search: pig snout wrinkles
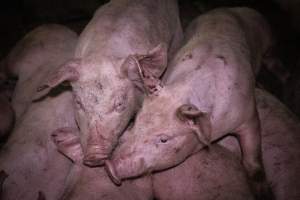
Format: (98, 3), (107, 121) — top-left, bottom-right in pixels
(83, 122), (113, 166)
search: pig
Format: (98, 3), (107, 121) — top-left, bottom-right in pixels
(220, 88), (300, 200)
(104, 7), (273, 199)
(52, 132), (154, 200)
(0, 26), (78, 200)
(152, 145), (254, 200)
(59, 149), (254, 200)
(53, 130), (253, 200)
(37, 0), (183, 167)
(0, 91), (77, 200)
(4, 24), (78, 119)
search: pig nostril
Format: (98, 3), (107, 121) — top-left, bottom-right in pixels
(160, 138), (168, 143)
(159, 134), (169, 143)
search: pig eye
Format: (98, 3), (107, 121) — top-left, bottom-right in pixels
(114, 93), (127, 112)
(74, 96), (85, 111)
(114, 100), (125, 112)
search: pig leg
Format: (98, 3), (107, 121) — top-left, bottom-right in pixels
(236, 114), (273, 199)
(51, 127), (83, 163)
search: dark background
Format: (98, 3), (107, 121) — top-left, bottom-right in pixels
(1, 0), (300, 115)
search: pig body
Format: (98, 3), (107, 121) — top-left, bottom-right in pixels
(220, 88), (300, 200)
(60, 163), (154, 200)
(106, 7), (273, 198)
(0, 91), (76, 200)
(256, 89), (300, 200)
(153, 145), (254, 200)
(39, 0), (183, 166)
(0, 26), (78, 200)
(57, 144), (254, 200)
(5, 24), (78, 119)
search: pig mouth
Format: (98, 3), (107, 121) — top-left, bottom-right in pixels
(83, 152), (108, 167)
(105, 160), (122, 185)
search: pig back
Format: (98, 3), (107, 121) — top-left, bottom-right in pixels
(63, 166), (153, 200)
(0, 25), (78, 200)
(6, 24), (77, 79)
(219, 88), (300, 200)
(0, 88), (77, 200)
(10, 24), (78, 120)
(153, 145), (254, 200)
(256, 88), (300, 200)
(228, 7), (273, 74)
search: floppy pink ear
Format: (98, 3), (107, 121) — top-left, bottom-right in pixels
(121, 43), (168, 95)
(177, 104), (211, 146)
(37, 59), (80, 92)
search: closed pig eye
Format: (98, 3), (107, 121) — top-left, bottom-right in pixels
(113, 92), (128, 112)
(113, 97), (126, 112)
(158, 134), (170, 144)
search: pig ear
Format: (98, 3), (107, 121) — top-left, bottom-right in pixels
(37, 59), (80, 93)
(51, 127), (83, 163)
(177, 104), (211, 146)
(121, 43), (168, 95)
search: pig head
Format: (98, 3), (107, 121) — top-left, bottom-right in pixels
(105, 84), (212, 185)
(38, 44), (169, 166)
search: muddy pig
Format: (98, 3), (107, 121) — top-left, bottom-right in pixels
(0, 25), (78, 200)
(3, 24), (78, 119)
(105, 7), (273, 199)
(38, 0), (183, 167)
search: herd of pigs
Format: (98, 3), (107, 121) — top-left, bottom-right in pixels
(0, 0), (299, 200)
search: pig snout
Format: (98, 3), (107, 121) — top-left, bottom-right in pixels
(105, 160), (122, 186)
(105, 155), (148, 186)
(83, 123), (115, 167)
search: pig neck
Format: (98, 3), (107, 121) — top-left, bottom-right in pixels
(163, 40), (255, 140)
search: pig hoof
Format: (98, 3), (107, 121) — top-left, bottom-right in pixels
(83, 154), (107, 167)
(105, 160), (122, 186)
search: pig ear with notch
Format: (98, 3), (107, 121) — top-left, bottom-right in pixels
(36, 59), (81, 93)
(177, 104), (211, 146)
(121, 43), (168, 95)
